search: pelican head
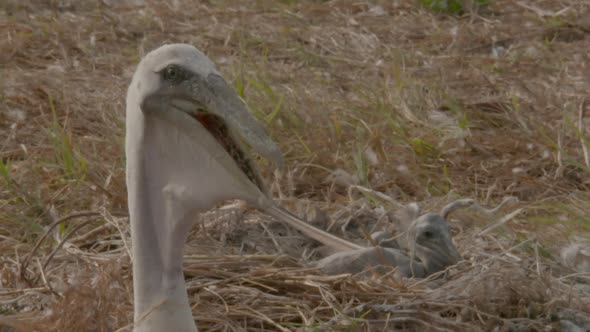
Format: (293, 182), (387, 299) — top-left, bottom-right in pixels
(126, 44), (284, 205)
(129, 44), (283, 167)
(408, 213), (462, 274)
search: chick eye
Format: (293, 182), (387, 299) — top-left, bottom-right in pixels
(163, 65), (181, 82)
(423, 231), (434, 239)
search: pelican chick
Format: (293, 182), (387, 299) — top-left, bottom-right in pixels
(317, 212), (462, 278)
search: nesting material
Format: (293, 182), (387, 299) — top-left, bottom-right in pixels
(561, 238), (590, 272)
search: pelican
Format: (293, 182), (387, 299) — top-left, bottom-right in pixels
(126, 44), (361, 331)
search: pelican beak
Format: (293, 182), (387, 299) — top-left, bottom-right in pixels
(193, 73), (285, 169)
(422, 236), (462, 266)
(441, 238), (462, 264)
(142, 68), (284, 172)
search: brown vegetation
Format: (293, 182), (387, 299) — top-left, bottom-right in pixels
(1, 0), (589, 331)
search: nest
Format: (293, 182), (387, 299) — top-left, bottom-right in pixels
(1, 197), (588, 331)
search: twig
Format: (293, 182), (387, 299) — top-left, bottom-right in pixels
(534, 241), (541, 277)
(408, 260), (469, 288)
(477, 208), (524, 236)
(102, 209), (133, 260)
(20, 211), (101, 283)
(441, 197), (518, 219)
(36, 258), (61, 298)
(69, 223), (112, 244)
(41, 218), (96, 272)
(470, 197), (519, 217)
(515, 1), (571, 18)
(440, 199), (474, 219)
(558, 271), (590, 281)
(0, 287), (47, 296)
(555, 129), (565, 179)
(578, 99), (589, 168)
(484, 181), (497, 204)
(348, 185), (404, 208)
(486, 235), (522, 262)
(260, 221), (284, 255)
(0, 293), (34, 305)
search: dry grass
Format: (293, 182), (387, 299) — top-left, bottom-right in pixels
(1, 0), (589, 331)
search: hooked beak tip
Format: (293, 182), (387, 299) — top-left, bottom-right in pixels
(204, 74), (285, 166)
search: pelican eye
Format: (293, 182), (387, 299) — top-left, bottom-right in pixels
(163, 65), (182, 82)
(422, 230), (434, 239)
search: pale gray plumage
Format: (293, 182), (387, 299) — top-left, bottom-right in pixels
(126, 44), (361, 332)
(369, 230), (400, 249)
(317, 246), (427, 277)
(319, 209), (462, 278)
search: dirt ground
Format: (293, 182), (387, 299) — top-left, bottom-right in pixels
(0, 0), (589, 331)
